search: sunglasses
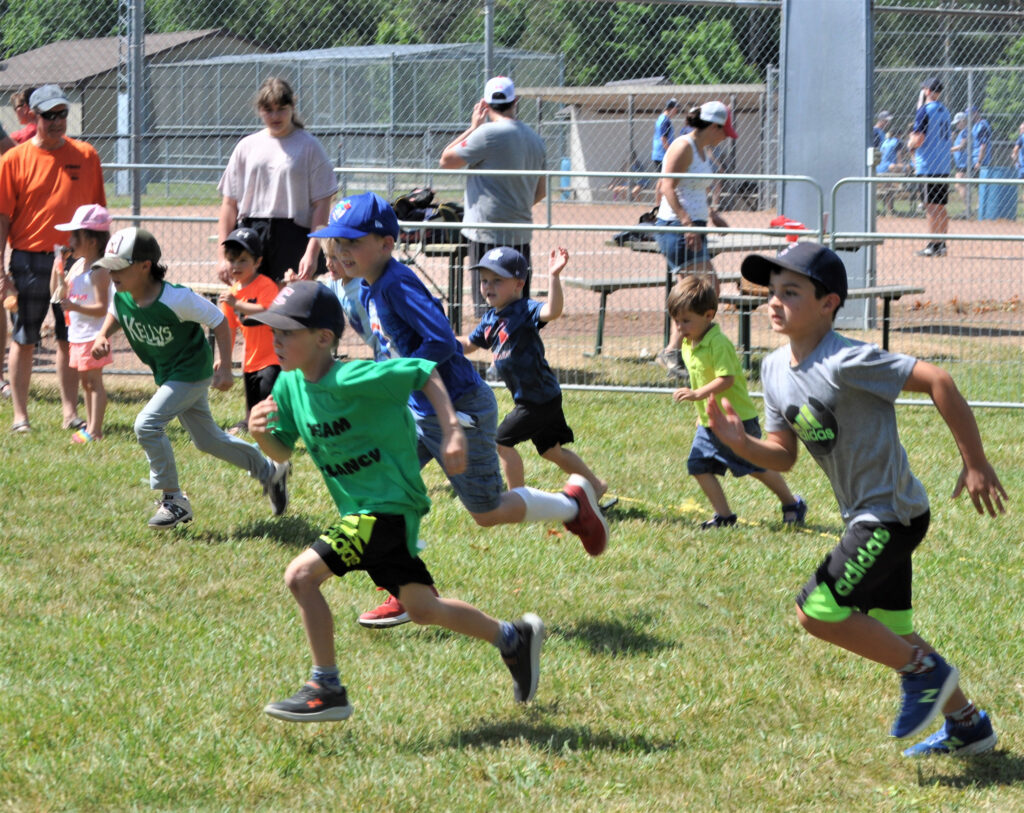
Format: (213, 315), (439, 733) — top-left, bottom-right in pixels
(40, 109), (69, 121)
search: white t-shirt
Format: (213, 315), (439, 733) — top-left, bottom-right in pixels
(657, 133), (713, 223)
(65, 258), (110, 344)
(218, 128), (337, 227)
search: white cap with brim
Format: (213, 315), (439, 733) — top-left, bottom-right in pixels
(30, 84), (70, 113)
(93, 227), (162, 271)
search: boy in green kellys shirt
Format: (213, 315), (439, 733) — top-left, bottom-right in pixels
(91, 227), (290, 529)
(246, 281), (544, 722)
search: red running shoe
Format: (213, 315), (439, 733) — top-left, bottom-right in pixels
(358, 593), (410, 628)
(562, 474), (609, 556)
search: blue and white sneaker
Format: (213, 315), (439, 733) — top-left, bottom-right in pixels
(903, 710), (997, 757)
(891, 653), (959, 739)
(782, 496), (808, 525)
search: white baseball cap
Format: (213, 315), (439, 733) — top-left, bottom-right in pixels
(699, 101), (738, 139)
(484, 76), (516, 104)
(29, 84), (70, 113)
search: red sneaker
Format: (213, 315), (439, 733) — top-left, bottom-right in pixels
(562, 474), (609, 556)
(358, 593), (410, 628)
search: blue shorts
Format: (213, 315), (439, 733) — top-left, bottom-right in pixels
(415, 381), (505, 514)
(687, 420), (765, 478)
(654, 218), (710, 272)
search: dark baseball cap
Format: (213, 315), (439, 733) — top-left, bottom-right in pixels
(469, 246), (529, 280)
(741, 242), (848, 305)
(921, 76), (943, 93)
(222, 227), (263, 258)
(243, 281), (345, 335)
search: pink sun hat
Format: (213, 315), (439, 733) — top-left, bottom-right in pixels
(55, 204), (113, 232)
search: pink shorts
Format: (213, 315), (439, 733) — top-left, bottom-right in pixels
(69, 341), (113, 372)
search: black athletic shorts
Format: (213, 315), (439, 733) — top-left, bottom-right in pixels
(311, 513), (433, 597)
(9, 250), (68, 344)
(243, 365), (280, 412)
(495, 396), (574, 455)
(797, 511), (930, 634)
(920, 176), (950, 206)
(240, 217), (327, 284)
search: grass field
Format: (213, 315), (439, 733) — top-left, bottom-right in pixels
(2, 378), (1022, 811)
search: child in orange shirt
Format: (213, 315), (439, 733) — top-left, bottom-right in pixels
(217, 227), (281, 435)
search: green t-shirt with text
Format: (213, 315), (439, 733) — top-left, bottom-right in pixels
(270, 357), (435, 555)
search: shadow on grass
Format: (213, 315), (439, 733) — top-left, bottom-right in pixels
(184, 515), (322, 548)
(445, 719), (675, 754)
(915, 750), (1024, 788)
(553, 612), (676, 656)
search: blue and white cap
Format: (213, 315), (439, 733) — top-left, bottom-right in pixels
(309, 192), (399, 240)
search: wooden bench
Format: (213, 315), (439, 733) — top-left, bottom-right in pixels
(720, 284), (925, 368)
(564, 271), (742, 356)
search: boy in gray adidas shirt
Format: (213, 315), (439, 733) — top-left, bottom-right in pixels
(707, 242), (1006, 758)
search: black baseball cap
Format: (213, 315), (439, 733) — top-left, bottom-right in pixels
(741, 242), (848, 305)
(922, 76), (943, 93)
(469, 246), (529, 280)
(222, 227), (263, 259)
(243, 281), (345, 335)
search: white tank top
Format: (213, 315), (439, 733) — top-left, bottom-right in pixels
(657, 133), (713, 223)
(65, 259), (109, 344)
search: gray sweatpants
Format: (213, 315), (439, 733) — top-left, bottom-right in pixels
(135, 377), (271, 492)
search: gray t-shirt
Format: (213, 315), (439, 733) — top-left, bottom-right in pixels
(454, 117), (546, 244)
(762, 331), (929, 526)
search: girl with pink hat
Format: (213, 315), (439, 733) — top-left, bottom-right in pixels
(51, 203), (113, 442)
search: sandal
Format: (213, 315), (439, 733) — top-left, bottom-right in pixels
(0, 380), (10, 399)
(11, 420), (31, 433)
(63, 417), (87, 431)
(71, 429), (97, 443)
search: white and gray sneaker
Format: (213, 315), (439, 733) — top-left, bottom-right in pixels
(148, 495), (193, 530)
(264, 460), (291, 516)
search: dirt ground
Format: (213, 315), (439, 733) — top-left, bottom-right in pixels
(79, 199), (1024, 380)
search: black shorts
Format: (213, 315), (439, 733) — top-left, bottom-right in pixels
(311, 513), (433, 596)
(920, 176), (950, 206)
(797, 512), (930, 632)
(9, 250), (68, 344)
(240, 217), (327, 284)
(495, 396), (574, 455)
(243, 365), (280, 411)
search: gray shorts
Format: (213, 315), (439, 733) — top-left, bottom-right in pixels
(415, 381), (505, 514)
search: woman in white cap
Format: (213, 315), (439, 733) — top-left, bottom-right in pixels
(652, 101), (737, 380)
(216, 77), (336, 286)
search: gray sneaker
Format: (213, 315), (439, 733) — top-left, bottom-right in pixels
(264, 460), (291, 516)
(501, 614), (545, 703)
(655, 349), (689, 383)
(148, 496), (193, 530)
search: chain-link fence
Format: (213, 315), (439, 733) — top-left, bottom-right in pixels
(1, 1), (1022, 404)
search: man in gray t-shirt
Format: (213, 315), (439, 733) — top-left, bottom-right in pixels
(440, 76), (546, 317)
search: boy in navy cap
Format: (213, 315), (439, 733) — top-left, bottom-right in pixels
(459, 245), (606, 500)
(309, 193), (609, 628)
(707, 241), (1006, 757)
(246, 281), (544, 720)
(217, 227), (281, 435)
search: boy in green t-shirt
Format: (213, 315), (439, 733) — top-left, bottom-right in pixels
(246, 281), (544, 722)
(667, 274), (805, 528)
(91, 228), (290, 529)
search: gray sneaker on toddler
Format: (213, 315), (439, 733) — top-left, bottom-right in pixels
(148, 495), (193, 530)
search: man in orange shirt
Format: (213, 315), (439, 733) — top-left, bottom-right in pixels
(0, 84), (106, 432)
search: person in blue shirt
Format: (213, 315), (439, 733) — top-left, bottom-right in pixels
(1013, 121), (1024, 179)
(878, 130), (906, 174)
(873, 111), (892, 151)
(308, 193), (610, 628)
(650, 98), (677, 207)
(949, 112), (969, 211)
(459, 245), (606, 501)
(909, 77), (952, 257)
(968, 107), (993, 172)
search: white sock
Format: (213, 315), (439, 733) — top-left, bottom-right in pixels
(512, 487), (577, 523)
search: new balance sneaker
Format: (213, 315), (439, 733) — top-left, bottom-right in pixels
(501, 614), (545, 703)
(358, 593), (411, 628)
(655, 348), (689, 383)
(264, 680), (353, 723)
(148, 496), (193, 530)
(563, 474), (609, 556)
(700, 513), (737, 529)
(263, 460), (291, 516)
(782, 496), (808, 525)
(891, 653), (959, 739)
(902, 710), (997, 757)
(916, 242), (947, 257)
